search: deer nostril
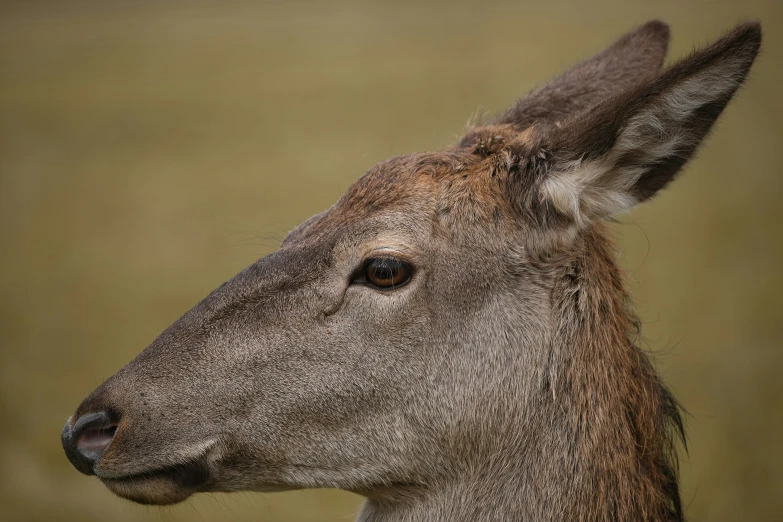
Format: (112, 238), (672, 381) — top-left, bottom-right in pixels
(77, 424), (117, 453)
(62, 410), (119, 475)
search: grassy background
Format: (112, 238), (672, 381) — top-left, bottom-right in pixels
(1, 1), (781, 520)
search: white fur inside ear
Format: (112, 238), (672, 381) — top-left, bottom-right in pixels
(540, 56), (744, 225)
(541, 156), (641, 226)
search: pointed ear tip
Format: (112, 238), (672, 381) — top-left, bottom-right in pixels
(641, 19), (671, 41)
(720, 21), (763, 70)
(624, 20), (670, 58)
(727, 20), (762, 52)
(625, 20), (670, 50)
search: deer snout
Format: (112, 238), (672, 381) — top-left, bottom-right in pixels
(61, 410), (118, 475)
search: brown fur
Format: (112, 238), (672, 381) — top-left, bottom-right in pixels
(544, 227), (683, 521)
(62, 20), (761, 521)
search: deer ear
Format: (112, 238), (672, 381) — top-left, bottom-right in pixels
(496, 20), (670, 130)
(535, 21), (761, 226)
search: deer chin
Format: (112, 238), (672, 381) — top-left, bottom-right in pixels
(97, 457), (211, 505)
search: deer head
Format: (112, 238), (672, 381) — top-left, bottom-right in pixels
(62, 21), (760, 522)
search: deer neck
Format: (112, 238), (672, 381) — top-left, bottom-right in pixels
(530, 226), (684, 521)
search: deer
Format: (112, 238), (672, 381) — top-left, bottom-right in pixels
(61, 20), (761, 522)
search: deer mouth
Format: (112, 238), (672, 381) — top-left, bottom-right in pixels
(97, 457), (211, 505)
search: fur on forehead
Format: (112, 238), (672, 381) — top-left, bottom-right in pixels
(285, 144), (539, 250)
(336, 132), (547, 238)
(334, 149), (520, 216)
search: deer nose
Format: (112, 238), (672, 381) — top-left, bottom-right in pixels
(61, 411), (119, 475)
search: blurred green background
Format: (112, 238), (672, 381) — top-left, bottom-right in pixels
(1, 1), (781, 520)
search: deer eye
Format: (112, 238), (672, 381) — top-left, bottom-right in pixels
(354, 257), (412, 290)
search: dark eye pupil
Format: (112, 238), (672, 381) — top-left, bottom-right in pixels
(372, 262), (396, 280)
